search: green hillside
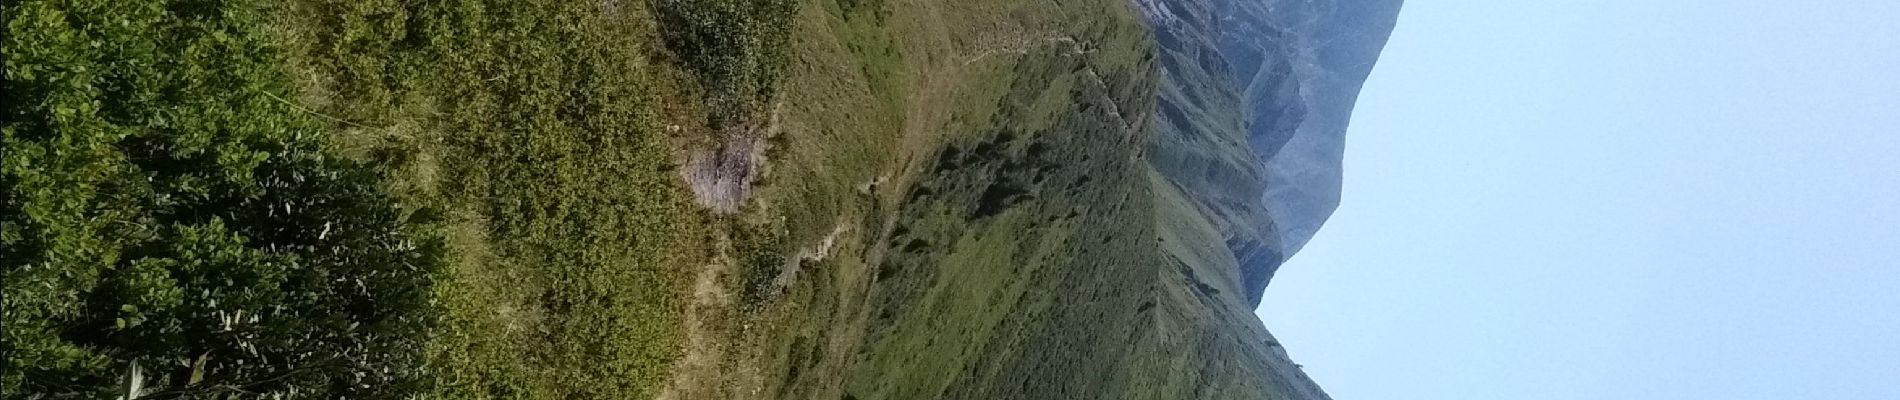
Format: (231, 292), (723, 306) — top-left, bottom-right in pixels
(3, 0), (1349, 398)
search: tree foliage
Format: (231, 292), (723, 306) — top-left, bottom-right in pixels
(1, 0), (442, 397)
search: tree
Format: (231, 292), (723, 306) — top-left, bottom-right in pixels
(2, 0), (442, 397)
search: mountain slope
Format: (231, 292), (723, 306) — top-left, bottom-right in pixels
(1141, 0), (1403, 305)
(664, 0), (1402, 398)
(660, 0), (1402, 398)
(3, 0), (1399, 397)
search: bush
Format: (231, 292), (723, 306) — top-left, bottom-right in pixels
(652, 0), (799, 126)
(1, 0), (442, 397)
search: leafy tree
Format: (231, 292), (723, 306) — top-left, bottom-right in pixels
(2, 0), (442, 397)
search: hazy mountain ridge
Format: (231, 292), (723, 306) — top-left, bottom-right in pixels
(1124, 1), (1401, 398)
(1140, 0), (1402, 304)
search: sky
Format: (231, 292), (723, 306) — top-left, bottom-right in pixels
(1257, 1), (1900, 399)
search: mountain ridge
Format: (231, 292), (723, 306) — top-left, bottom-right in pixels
(1141, 0), (1403, 305)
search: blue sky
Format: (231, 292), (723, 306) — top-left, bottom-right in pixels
(1257, 1), (1900, 399)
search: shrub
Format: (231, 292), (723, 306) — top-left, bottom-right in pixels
(652, 0), (799, 126)
(1, 0), (442, 397)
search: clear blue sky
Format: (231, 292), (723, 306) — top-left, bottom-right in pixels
(1257, 1), (1900, 399)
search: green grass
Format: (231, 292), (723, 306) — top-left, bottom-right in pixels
(678, 0), (1231, 398)
(694, 0), (1331, 398)
(840, 36), (1167, 398)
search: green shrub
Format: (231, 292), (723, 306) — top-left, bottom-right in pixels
(652, 0), (798, 125)
(732, 219), (790, 306)
(1, 0), (442, 397)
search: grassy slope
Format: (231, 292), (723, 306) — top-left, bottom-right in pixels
(1112, 172), (1329, 400)
(263, 0), (1339, 396)
(1129, 0), (1336, 397)
(845, 37), (1155, 399)
(688, 0), (1337, 398)
(5, 0), (1336, 396)
(667, 0), (1169, 397)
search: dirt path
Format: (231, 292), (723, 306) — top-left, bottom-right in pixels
(771, 221), (851, 291)
(654, 231), (742, 400)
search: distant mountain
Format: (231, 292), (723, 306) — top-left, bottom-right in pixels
(1140, 0), (1403, 305)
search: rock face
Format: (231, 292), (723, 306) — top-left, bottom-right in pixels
(1140, 0), (1403, 305)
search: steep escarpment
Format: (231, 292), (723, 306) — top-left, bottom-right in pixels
(1141, 0), (1402, 304)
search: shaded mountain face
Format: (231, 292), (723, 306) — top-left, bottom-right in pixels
(1140, 0), (1402, 305)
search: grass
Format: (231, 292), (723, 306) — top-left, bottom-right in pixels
(1142, 0), (1292, 306)
(667, 0), (1257, 398)
(844, 58), (1159, 396)
(691, 0), (1332, 398)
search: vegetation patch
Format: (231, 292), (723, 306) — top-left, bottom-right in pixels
(5, 0), (797, 397)
(654, 0), (798, 126)
(272, 0), (768, 396)
(3, 0), (440, 397)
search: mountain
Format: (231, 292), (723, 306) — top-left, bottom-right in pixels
(3, 0), (1397, 398)
(657, 0), (1404, 397)
(1141, 0), (1404, 305)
